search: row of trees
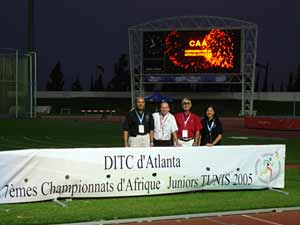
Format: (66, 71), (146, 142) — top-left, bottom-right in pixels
(287, 67), (300, 91)
(46, 54), (130, 91)
(255, 63), (300, 92)
(46, 55), (300, 92)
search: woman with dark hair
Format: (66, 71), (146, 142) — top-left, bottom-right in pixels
(200, 106), (223, 146)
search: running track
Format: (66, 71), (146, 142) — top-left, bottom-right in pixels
(57, 208), (300, 225)
(123, 211), (300, 225)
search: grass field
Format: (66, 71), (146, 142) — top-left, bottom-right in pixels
(0, 119), (299, 225)
(1, 119), (299, 163)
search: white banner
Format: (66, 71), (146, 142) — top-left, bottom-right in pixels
(0, 145), (285, 204)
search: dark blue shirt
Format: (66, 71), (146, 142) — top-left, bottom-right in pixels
(200, 118), (223, 145)
(123, 110), (154, 137)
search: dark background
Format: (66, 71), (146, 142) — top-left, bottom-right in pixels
(0, 0), (299, 90)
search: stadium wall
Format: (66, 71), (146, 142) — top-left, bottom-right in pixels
(37, 92), (300, 102)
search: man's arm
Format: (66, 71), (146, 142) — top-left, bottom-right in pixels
(193, 130), (200, 146)
(149, 113), (155, 146)
(123, 114), (130, 147)
(149, 130), (154, 146)
(124, 131), (129, 147)
(171, 116), (179, 146)
(195, 115), (203, 146)
(198, 134), (202, 146)
(172, 131), (179, 146)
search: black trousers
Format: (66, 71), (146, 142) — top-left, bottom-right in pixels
(154, 139), (173, 146)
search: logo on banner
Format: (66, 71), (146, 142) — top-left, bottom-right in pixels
(255, 152), (281, 184)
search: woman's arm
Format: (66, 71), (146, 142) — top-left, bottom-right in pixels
(212, 134), (222, 145)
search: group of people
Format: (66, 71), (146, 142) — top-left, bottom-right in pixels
(123, 96), (223, 147)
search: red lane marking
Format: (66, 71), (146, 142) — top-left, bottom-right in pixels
(118, 211), (300, 225)
(204, 217), (232, 225)
(214, 215), (268, 225)
(286, 164), (300, 169)
(242, 215), (282, 225)
(255, 211), (300, 225)
(123, 218), (225, 225)
(221, 117), (300, 139)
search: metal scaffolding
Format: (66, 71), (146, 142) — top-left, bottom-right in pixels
(128, 16), (258, 116)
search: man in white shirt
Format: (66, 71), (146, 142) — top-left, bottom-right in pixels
(152, 102), (179, 146)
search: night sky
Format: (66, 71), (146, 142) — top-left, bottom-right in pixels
(0, 0), (299, 90)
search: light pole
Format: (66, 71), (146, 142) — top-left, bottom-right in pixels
(27, 0), (34, 51)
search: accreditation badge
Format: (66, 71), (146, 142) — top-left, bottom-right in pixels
(138, 125), (145, 133)
(182, 129), (188, 138)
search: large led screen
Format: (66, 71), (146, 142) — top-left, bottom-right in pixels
(143, 29), (241, 74)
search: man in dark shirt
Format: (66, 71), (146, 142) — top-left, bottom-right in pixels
(123, 96), (154, 147)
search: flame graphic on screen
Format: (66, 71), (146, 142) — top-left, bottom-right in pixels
(164, 29), (235, 71)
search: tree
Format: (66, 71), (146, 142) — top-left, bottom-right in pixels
(261, 63), (269, 92)
(71, 75), (83, 91)
(94, 64), (104, 91)
(287, 72), (294, 91)
(280, 80), (285, 92)
(107, 54), (130, 91)
(89, 74), (94, 91)
(46, 61), (64, 91)
(293, 65), (300, 91)
(271, 83), (275, 92)
(256, 61), (269, 92)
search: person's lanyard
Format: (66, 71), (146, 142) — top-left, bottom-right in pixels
(160, 113), (169, 136)
(182, 112), (191, 128)
(207, 120), (215, 133)
(135, 110), (144, 124)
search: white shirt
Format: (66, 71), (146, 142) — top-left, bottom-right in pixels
(152, 112), (178, 140)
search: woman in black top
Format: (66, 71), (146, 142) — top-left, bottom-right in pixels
(200, 106), (223, 146)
